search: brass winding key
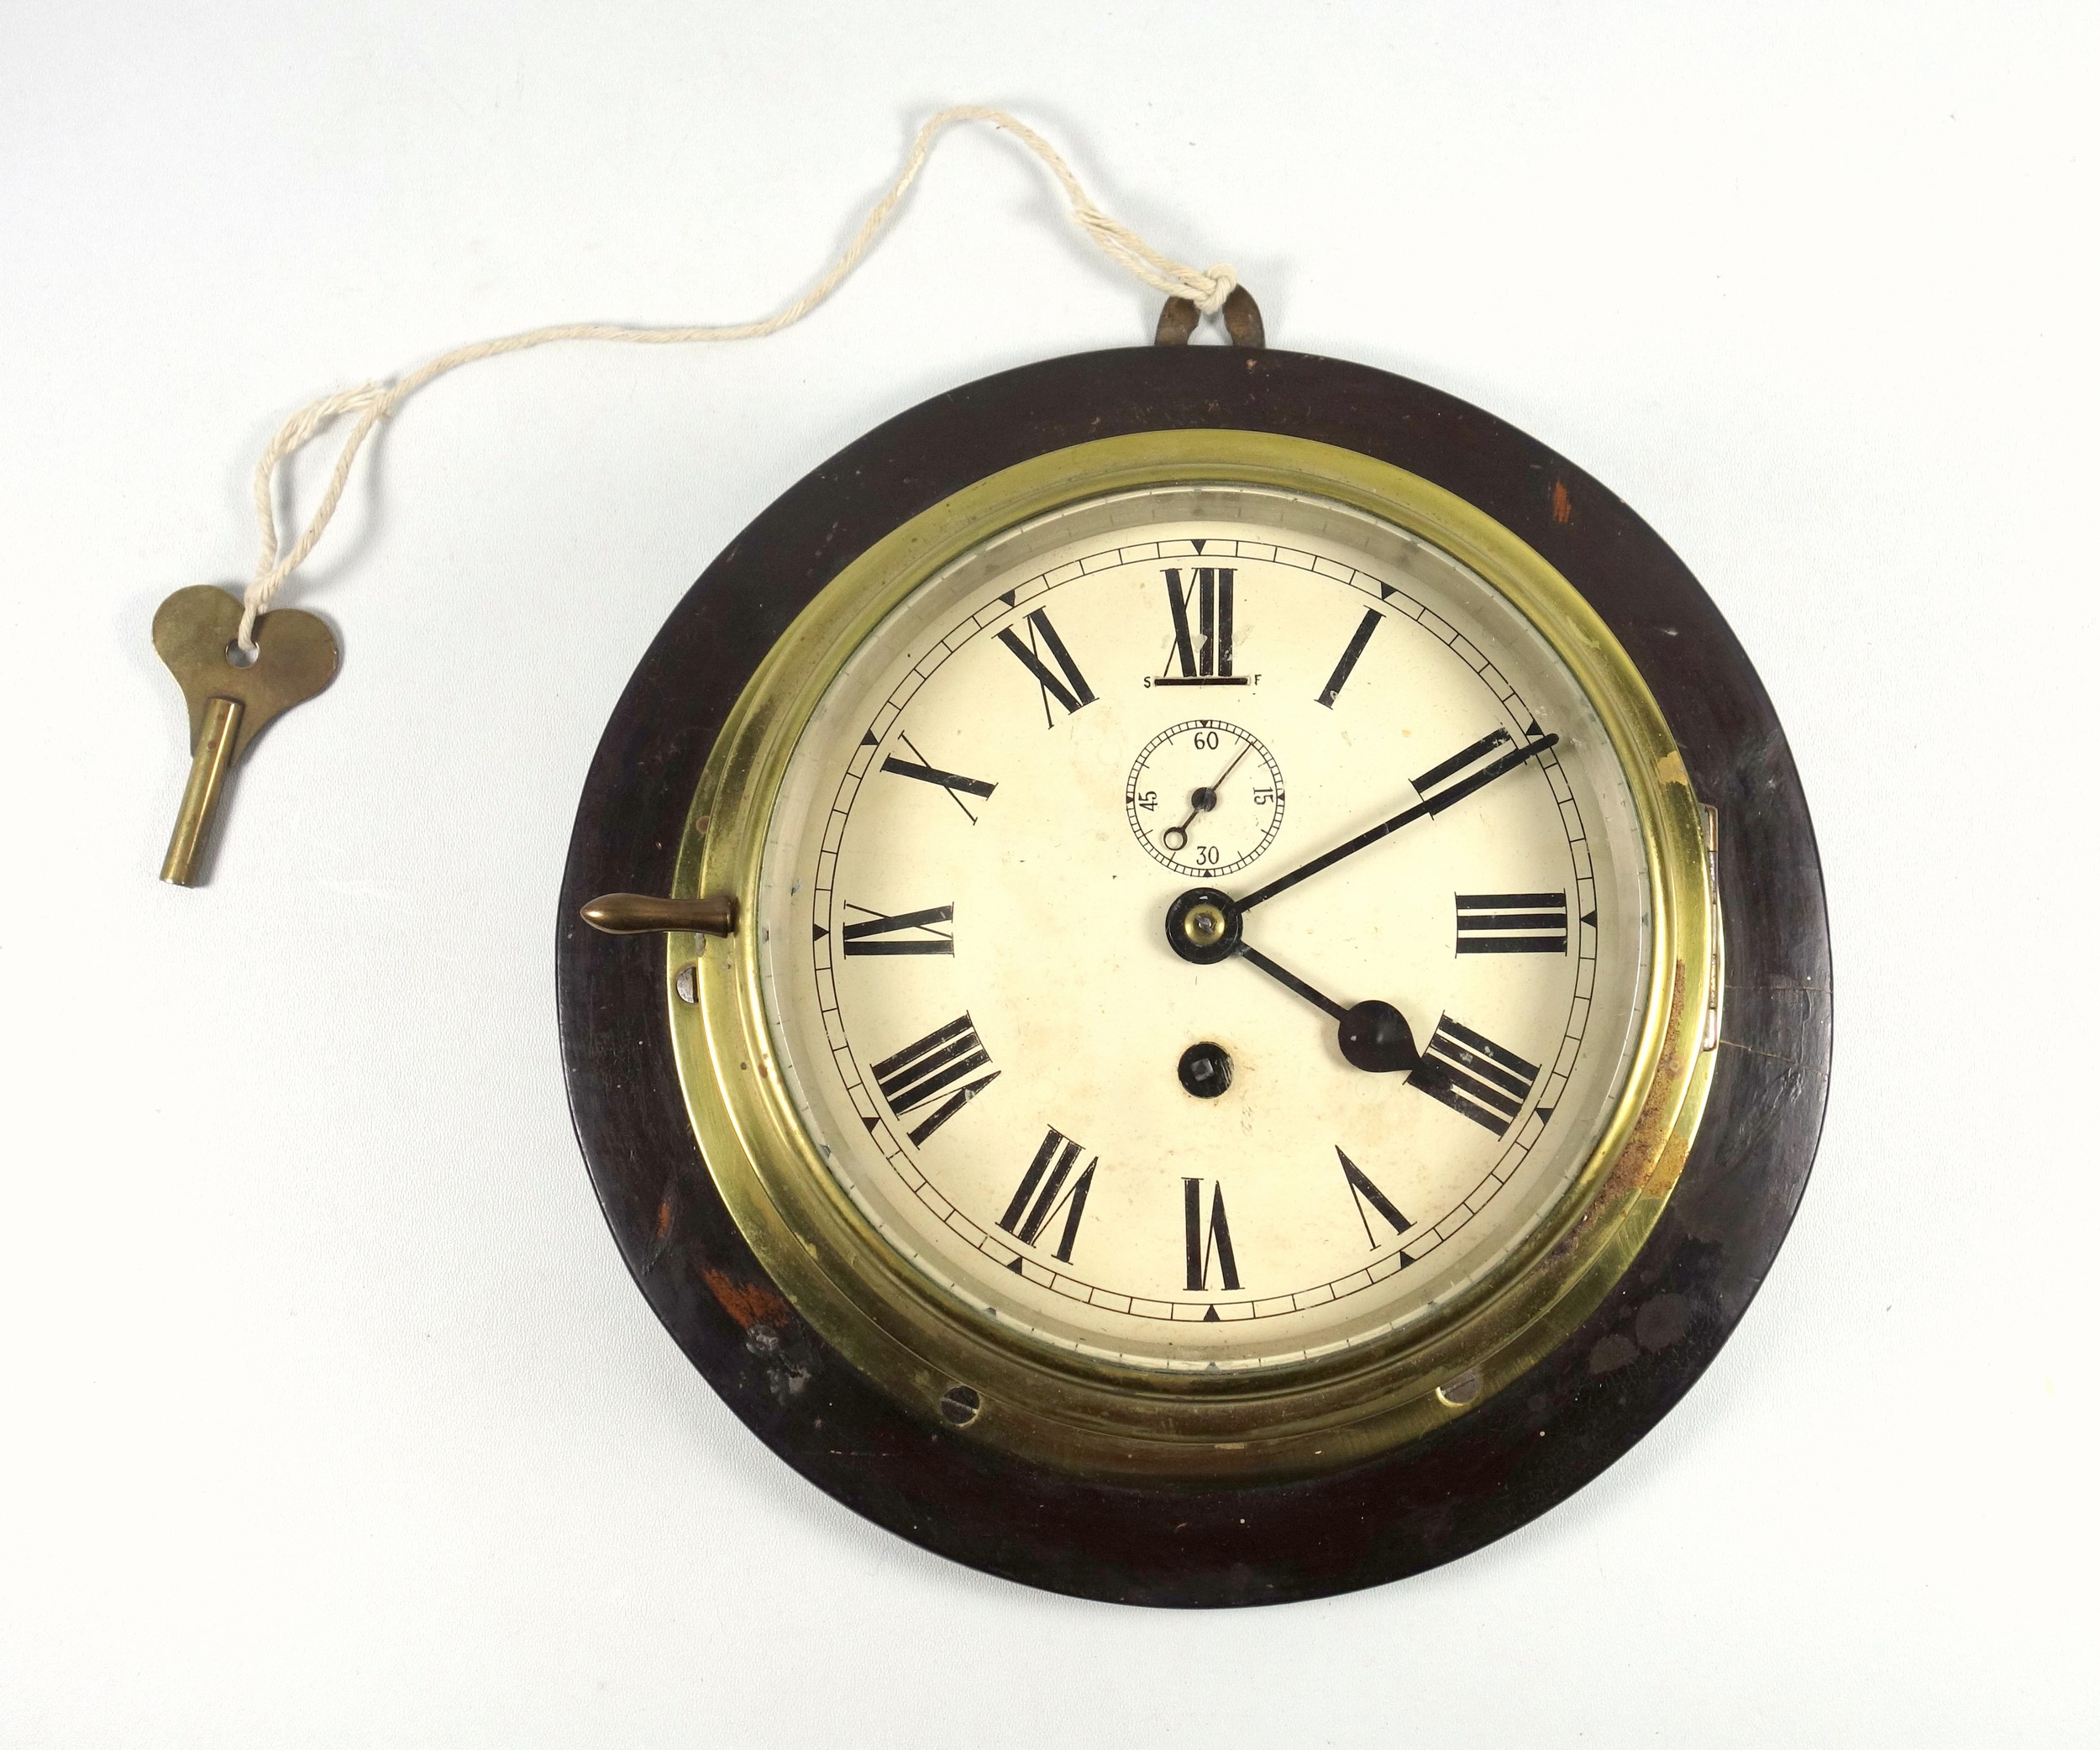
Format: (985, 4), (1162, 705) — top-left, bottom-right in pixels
(154, 585), (339, 886)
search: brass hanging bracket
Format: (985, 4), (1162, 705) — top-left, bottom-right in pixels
(1154, 285), (1265, 349)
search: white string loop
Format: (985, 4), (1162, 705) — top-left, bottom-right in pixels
(238, 103), (1238, 648)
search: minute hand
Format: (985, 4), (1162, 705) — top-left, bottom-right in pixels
(1237, 732), (1561, 912)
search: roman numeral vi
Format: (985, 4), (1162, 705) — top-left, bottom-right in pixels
(1183, 1178), (1242, 1292)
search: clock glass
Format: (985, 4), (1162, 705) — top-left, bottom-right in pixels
(748, 482), (1652, 1374)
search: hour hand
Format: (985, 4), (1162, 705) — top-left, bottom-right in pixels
(1164, 887), (1418, 1073)
(1238, 943), (1419, 1074)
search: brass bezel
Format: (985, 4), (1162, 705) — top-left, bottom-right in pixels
(665, 430), (1717, 1480)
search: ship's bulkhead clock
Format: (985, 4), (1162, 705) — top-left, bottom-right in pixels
(776, 488), (1643, 1370)
(559, 327), (1830, 1606)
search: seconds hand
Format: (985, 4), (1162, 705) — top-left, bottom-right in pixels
(1162, 738), (1253, 855)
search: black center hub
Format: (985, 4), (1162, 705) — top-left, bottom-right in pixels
(1164, 886), (1242, 965)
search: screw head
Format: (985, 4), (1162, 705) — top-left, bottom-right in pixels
(1179, 1041), (1234, 1099)
(937, 1384), (982, 1427)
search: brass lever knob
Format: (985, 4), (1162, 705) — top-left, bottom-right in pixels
(580, 893), (738, 936)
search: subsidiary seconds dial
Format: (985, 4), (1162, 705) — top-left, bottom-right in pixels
(756, 485), (1651, 1374)
(1125, 719), (1285, 877)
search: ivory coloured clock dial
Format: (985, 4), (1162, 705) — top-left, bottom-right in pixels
(755, 485), (1651, 1373)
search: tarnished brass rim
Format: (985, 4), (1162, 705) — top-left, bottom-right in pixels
(665, 430), (1717, 1480)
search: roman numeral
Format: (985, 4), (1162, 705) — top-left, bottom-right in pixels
(1455, 891), (1568, 954)
(998, 1127), (1096, 1264)
(1410, 1015), (1541, 1138)
(870, 1014), (999, 1146)
(1404, 726), (1558, 818)
(1158, 568), (1245, 686)
(1182, 1178), (1242, 1291)
(1337, 1148), (1415, 1253)
(997, 608), (1096, 724)
(841, 901), (954, 956)
(1316, 607), (1381, 707)
(879, 732), (996, 823)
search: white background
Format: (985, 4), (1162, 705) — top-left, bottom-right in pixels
(3, 3), (2094, 1743)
